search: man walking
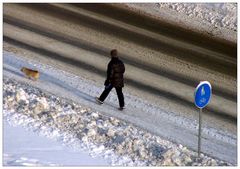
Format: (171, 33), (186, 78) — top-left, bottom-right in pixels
(96, 49), (125, 110)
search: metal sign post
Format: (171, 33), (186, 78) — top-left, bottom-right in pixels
(198, 108), (202, 157)
(194, 81), (212, 158)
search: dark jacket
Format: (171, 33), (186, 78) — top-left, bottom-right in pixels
(105, 57), (125, 88)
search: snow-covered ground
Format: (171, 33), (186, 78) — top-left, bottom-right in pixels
(4, 121), (108, 166)
(3, 78), (229, 166)
(123, 3), (237, 43)
(3, 51), (235, 166)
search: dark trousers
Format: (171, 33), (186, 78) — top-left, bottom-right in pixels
(99, 84), (124, 107)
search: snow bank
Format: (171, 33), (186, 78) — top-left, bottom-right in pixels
(3, 78), (231, 166)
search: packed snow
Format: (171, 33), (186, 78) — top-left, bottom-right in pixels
(3, 51), (235, 166)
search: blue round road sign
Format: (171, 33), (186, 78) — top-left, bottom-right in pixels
(194, 81), (212, 108)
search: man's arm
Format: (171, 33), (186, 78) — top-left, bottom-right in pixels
(122, 63), (125, 74)
(105, 61), (112, 86)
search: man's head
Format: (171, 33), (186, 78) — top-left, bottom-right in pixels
(110, 49), (118, 58)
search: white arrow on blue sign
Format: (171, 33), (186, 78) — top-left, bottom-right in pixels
(194, 81), (212, 109)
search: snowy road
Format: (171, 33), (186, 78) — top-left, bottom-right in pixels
(3, 51), (237, 165)
(3, 3), (237, 166)
(3, 3), (237, 119)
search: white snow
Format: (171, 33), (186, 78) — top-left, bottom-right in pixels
(4, 118), (109, 166)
